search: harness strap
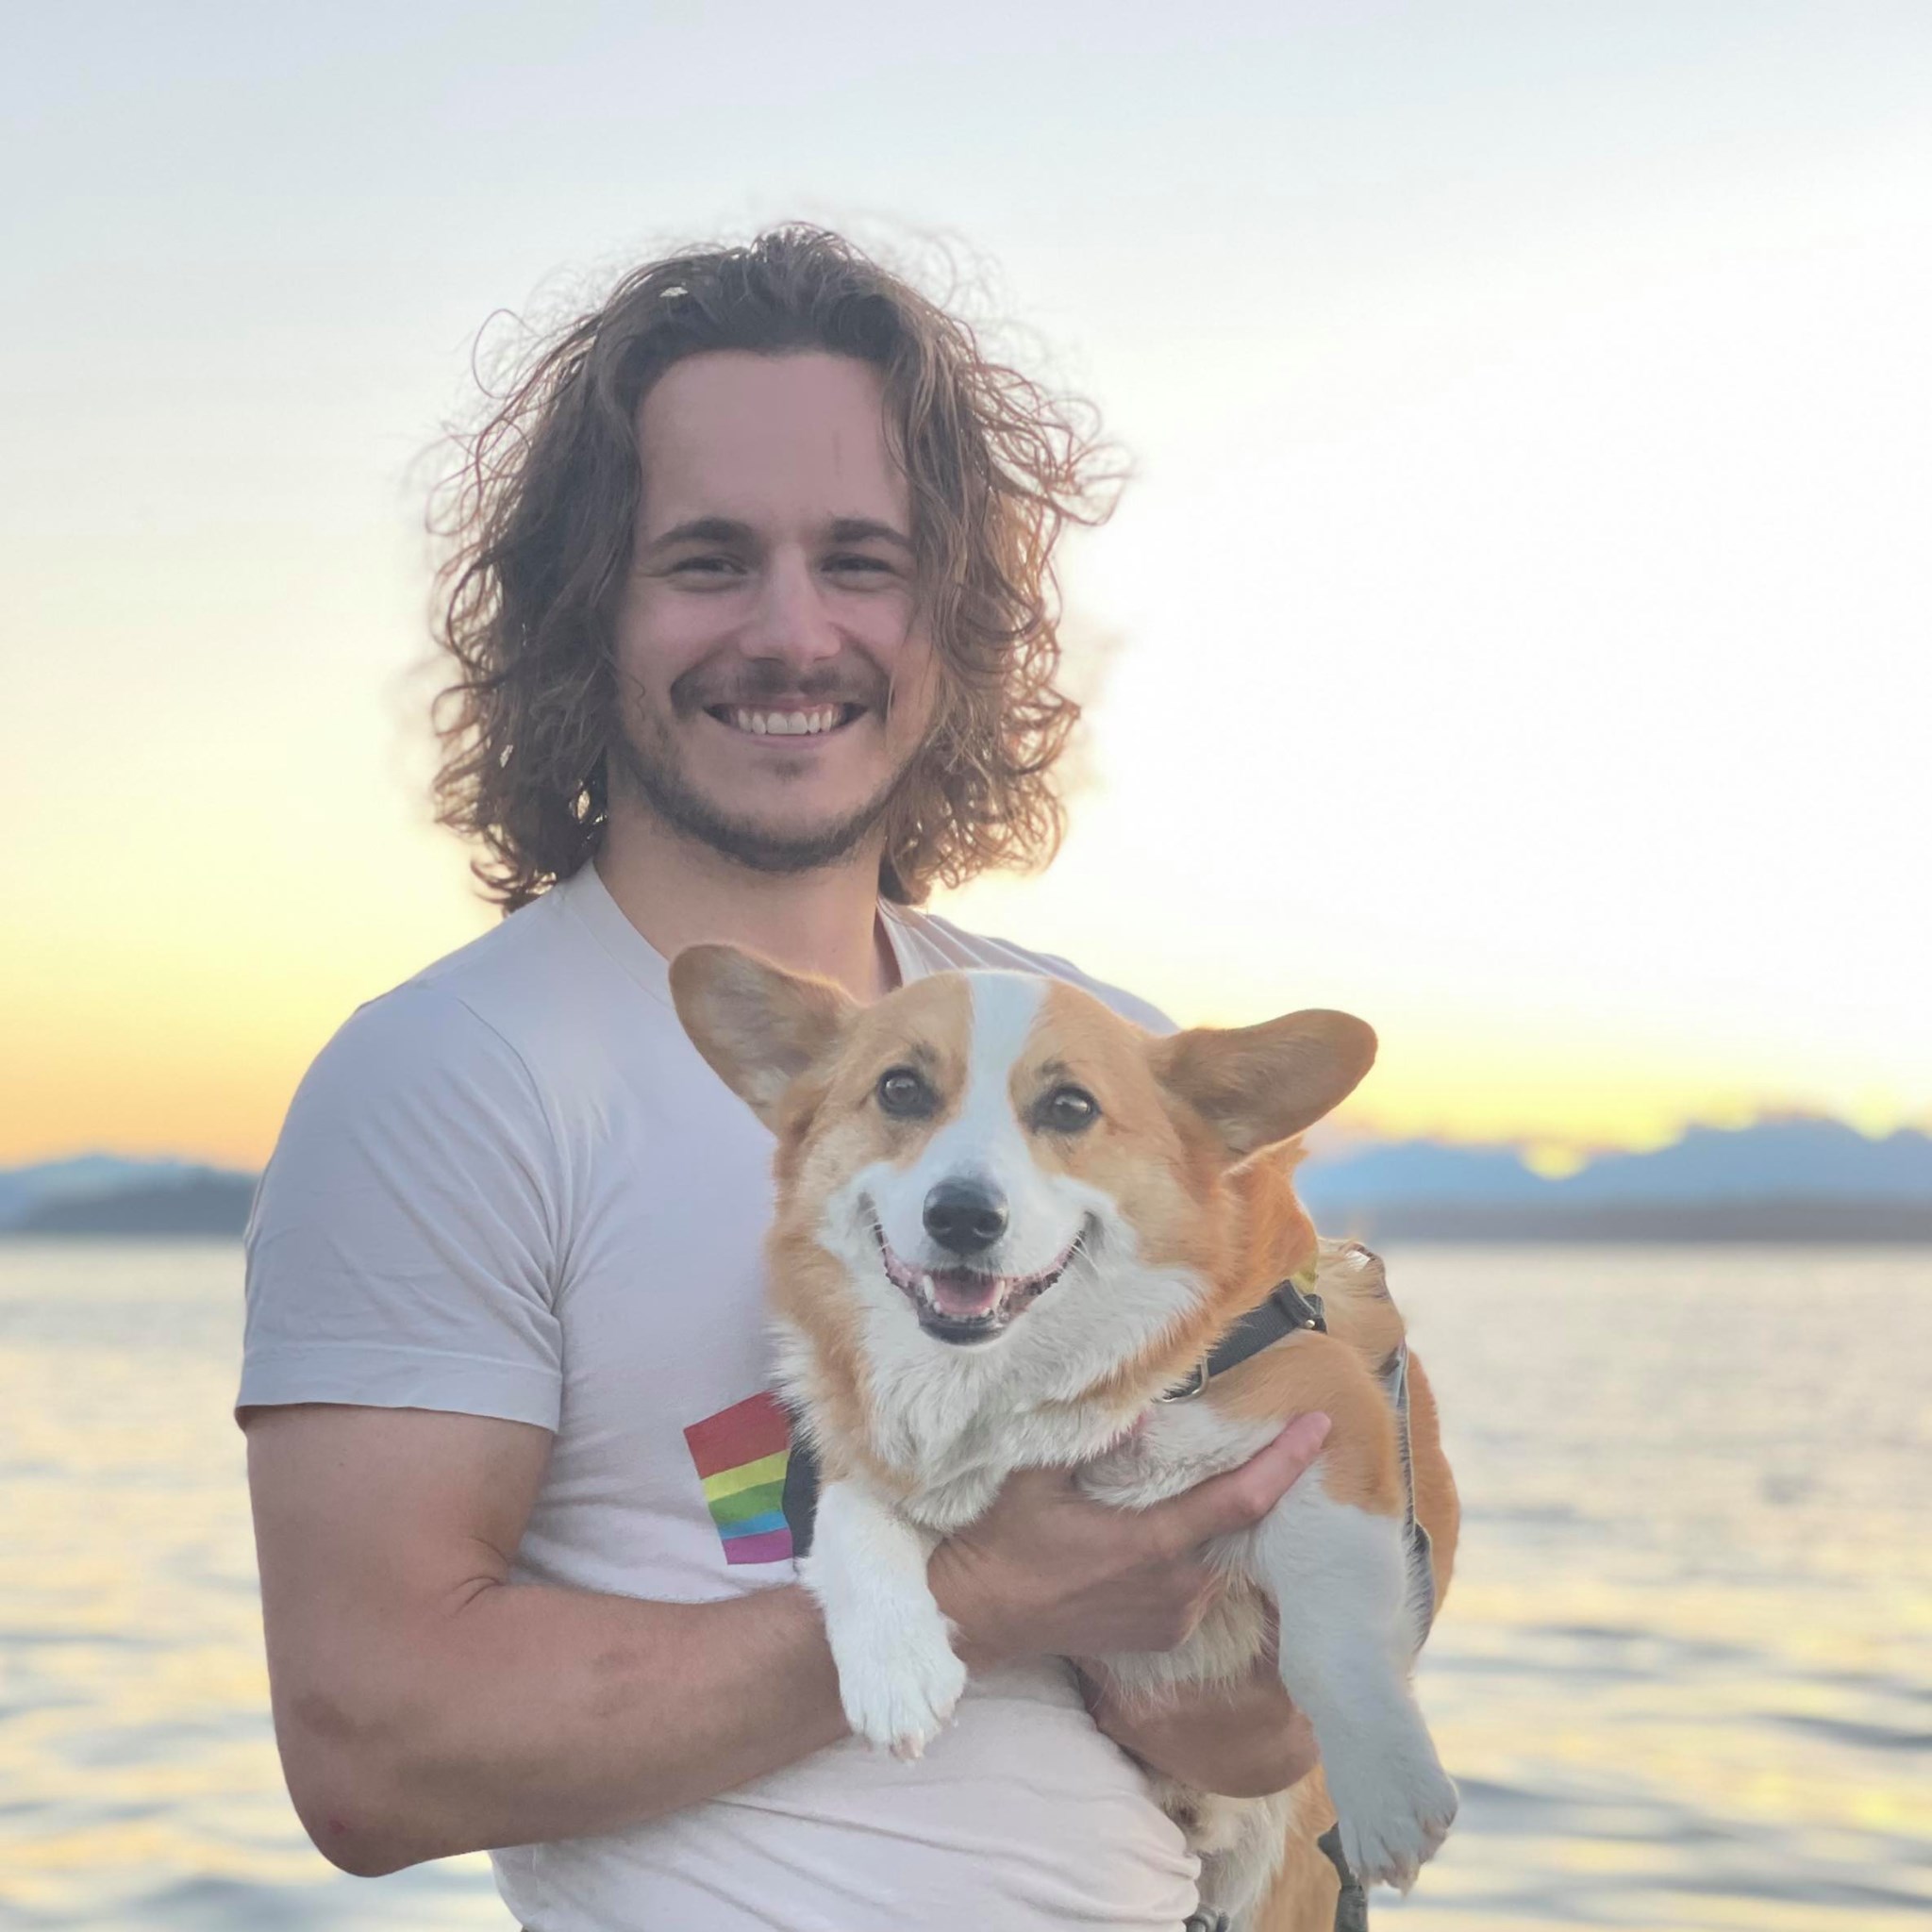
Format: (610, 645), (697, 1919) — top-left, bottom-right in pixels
(780, 1421), (822, 1558)
(1378, 1339), (1438, 1646)
(1158, 1275), (1328, 1402)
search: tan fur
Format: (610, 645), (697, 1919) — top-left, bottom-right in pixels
(1257, 1769), (1343, 1932)
(1215, 1333), (1404, 1515)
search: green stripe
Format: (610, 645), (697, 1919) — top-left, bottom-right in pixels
(709, 1479), (788, 1528)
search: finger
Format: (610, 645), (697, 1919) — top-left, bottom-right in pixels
(1149, 1411), (1331, 1553)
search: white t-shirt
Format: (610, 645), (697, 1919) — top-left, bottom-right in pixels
(238, 858), (1198, 1932)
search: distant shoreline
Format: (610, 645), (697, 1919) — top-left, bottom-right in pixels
(7, 1124), (1931, 1244)
(7, 1203), (1932, 1245)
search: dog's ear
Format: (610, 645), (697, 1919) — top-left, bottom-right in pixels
(1151, 1009), (1376, 1158)
(670, 943), (858, 1128)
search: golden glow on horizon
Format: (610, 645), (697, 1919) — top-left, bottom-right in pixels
(4, 843), (1924, 1171)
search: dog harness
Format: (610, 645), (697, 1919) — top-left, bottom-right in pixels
(1157, 1269), (1438, 1645)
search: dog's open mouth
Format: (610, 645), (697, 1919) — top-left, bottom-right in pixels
(873, 1224), (1080, 1345)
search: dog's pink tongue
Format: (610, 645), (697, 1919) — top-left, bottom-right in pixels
(929, 1270), (1003, 1318)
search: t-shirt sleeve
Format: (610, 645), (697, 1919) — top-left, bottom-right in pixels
(237, 983), (565, 1432)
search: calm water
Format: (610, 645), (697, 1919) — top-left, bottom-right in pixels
(2, 1241), (1927, 1930)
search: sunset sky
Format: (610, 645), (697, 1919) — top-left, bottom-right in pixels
(5, 3), (1927, 1171)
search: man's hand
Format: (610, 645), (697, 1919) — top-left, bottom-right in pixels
(1077, 1607), (1318, 1798)
(929, 1413), (1331, 1666)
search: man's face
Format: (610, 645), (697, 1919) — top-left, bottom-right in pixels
(608, 349), (941, 874)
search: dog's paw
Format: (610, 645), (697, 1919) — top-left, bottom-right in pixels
(838, 1637), (968, 1760)
(1340, 1766), (1457, 1892)
(1326, 1720), (1458, 1892)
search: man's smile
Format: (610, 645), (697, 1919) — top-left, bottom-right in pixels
(704, 703), (868, 740)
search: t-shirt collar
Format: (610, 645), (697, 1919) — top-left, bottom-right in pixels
(559, 860), (929, 1008)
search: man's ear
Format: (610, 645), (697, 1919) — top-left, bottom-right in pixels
(1151, 1009), (1377, 1158)
(669, 944), (858, 1129)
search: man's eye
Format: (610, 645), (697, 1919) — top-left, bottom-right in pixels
(670, 556), (742, 576)
(826, 554), (893, 575)
(876, 1067), (937, 1118)
(1039, 1086), (1100, 1133)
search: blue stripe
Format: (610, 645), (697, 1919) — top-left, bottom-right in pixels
(719, 1508), (789, 1541)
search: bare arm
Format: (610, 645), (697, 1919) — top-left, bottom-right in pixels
(247, 1403), (1330, 1875)
(245, 1403), (849, 1876)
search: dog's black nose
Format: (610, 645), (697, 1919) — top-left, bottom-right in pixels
(923, 1180), (1008, 1256)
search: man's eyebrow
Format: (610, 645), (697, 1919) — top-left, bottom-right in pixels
(641, 516), (756, 552)
(641, 515), (915, 554)
(827, 517), (914, 553)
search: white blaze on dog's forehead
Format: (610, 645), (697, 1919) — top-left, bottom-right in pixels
(963, 973), (1047, 1114)
(927, 973), (1047, 1185)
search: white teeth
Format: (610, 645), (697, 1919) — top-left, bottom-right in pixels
(726, 706), (843, 737)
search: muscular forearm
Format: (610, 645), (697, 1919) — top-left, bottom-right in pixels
(276, 1579), (847, 1875)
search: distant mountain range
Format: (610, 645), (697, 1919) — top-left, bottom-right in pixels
(0, 1157), (258, 1238)
(1294, 1118), (1932, 1241)
(3, 1118), (1930, 1241)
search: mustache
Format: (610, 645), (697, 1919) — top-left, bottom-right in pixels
(670, 658), (891, 712)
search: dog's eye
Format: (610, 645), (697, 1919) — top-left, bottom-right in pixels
(1039, 1085), (1100, 1133)
(875, 1067), (936, 1118)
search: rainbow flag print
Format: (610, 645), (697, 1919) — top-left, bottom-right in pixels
(683, 1390), (796, 1566)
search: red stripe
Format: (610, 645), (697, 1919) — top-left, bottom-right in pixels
(683, 1389), (791, 1477)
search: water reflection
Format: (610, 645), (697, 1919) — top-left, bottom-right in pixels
(2, 1241), (1927, 1927)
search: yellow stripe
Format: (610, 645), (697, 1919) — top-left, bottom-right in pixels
(702, 1449), (790, 1502)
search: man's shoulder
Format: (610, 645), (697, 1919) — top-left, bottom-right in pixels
(294, 883), (601, 1115)
(890, 906), (1176, 1037)
(291, 977), (545, 1141)
(335, 871), (628, 1065)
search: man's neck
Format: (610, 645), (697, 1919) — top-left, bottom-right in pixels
(592, 809), (901, 1002)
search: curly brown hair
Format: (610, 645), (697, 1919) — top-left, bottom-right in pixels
(426, 225), (1124, 913)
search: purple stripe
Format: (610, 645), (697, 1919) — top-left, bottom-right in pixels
(723, 1526), (794, 1566)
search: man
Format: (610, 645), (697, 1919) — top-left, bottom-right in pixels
(241, 226), (1328, 1931)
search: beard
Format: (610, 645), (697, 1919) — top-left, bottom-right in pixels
(606, 658), (925, 876)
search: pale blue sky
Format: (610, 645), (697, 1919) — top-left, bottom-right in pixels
(5, 2), (1929, 1161)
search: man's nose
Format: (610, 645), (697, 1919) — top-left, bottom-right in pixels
(739, 548), (841, 668)
(923, 1180), (1009, 1257)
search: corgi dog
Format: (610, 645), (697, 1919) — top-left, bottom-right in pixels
(671, 946), (1460, 1929)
